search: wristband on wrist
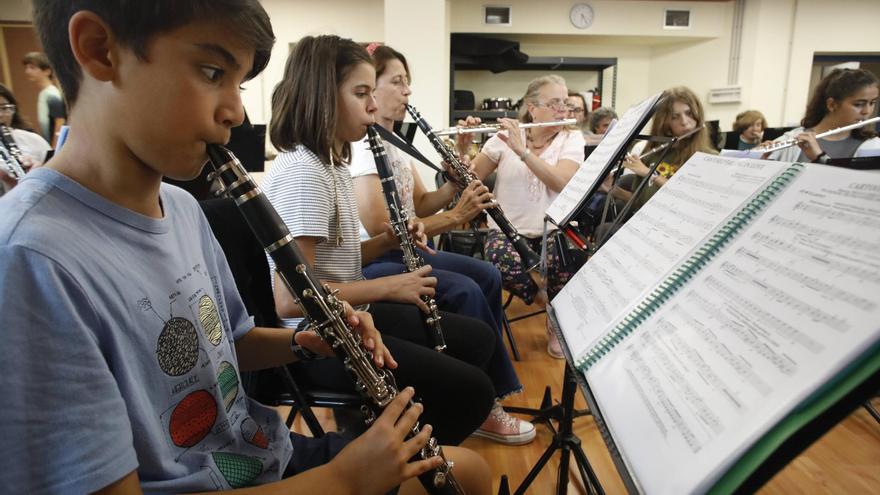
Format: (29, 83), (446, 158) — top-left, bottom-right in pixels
(814, 151), (829, 164)
(519, 148), (531, 161)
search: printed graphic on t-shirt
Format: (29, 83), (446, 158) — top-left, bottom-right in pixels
(169, 389), (219, 448)
(146, 262), (279, 487)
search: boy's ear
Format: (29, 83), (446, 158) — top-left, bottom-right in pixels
(68, 11), (118, 83)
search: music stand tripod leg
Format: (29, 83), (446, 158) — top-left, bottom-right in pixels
(513, 365), (604, 495)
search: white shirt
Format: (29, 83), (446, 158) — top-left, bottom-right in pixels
(350, 136), (417, 240)
(481, 128), (585, 237)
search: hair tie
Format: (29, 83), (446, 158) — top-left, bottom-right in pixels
(366, 42), (381, 56)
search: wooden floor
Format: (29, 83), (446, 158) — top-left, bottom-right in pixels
(283, 295), (880, 494)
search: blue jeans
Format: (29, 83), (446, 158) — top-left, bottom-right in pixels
(363, 249), (522, 398)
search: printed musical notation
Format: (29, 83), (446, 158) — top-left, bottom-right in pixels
(585, 164), (880, 495)
(554, 154), (787, 360)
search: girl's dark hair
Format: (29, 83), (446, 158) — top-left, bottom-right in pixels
(802, 68), (878, 139)
(270, 35), (371, 164)
(644, 86), (716, 164)
(371, 45), (410, 81)
(0, 84), (33, 131)
(32, 0), (275, 108)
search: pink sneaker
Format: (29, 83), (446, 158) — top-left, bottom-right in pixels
(472, 401), (536, 445)
(547, 324), (565, 360)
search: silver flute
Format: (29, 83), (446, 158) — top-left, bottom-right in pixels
(366, 126), (446, 352)
(0, 125), (27, 181)
(435, 118), (577, 137)
(205, 144), (463, 495)
(753, 116), (880, 153)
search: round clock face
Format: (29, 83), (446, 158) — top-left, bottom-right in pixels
(570, 3), (594, 29)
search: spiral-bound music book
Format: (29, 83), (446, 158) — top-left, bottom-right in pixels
(553, 153), (880, 494)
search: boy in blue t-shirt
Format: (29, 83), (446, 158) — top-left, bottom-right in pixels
(0, 1), (488, 493)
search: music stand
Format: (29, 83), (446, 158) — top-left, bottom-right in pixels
(507, 305), (606, 495)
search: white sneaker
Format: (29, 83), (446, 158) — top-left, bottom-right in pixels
(472, 400), (536, 445)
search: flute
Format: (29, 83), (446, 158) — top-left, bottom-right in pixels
(406, 104), (542, 272)
(754, 116), (880, 153)
(636, 124), (705, 161)
(205, 144), (463, 495)
(435, 118), (577, 137)
(366, 125), (447, 352)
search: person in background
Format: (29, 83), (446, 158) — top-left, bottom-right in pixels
(264, 35), (498, 448)
(731, 110), (767, 150)
(468, 75), (586, 360)
(351, 44), (535, 445)
(566, 91), (590, 136)
(586, 106), (618, 145)
(614, 87), (715, 214)
(21, 51), (66, 146)
(0, 83), (51, 193)
(769, 68), (878, 163)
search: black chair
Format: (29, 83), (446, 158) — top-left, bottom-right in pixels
(200, 197), (364, 437)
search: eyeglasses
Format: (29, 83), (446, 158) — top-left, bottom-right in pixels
(535, 99), (572, 112)
(567, 107), (585, 115)
(0, 104), (15, 114)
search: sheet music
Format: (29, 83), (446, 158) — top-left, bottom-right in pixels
(553, 153), (787, 360)
(720, 148), (764, 159)
(545, 92), (663, 226)
(588, 165), (880, 495)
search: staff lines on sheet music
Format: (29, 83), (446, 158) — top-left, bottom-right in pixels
(614, 234), (663, 277)
(605, 244), (650, 294)
(648, 321), (725, 437)
(720, 260), (850, 333)
(736, 246), (876, 312)
(671, 297), (773, 398)
(649, 197), (715, 231)
(704, 274), (825, 358)
(575, 284), (615, 323)
(767, 215), (880, 259)
(689, 287), (796, 381)
(751, 232), (880, 284)
(672, 175), (751, 198)
(636, 211), (698, 248)
(624, 364), (670, 439)
(628, 346), (703, 452)
(627, 224), (678, 263)
(662, 188), (729, 215)
(793, 201), (880, 230)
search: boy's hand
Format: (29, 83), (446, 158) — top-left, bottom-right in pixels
(294, 302), (397, 369)
(328, 387), (442, 494)
(0, 168), (15, 189)
(384, 266), (437, 313)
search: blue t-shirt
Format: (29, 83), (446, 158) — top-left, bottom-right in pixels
(0, 169), (292, 493)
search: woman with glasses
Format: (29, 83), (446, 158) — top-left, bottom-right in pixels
(566, 91), (589, 136)
(0, 84), (51, 193)
(468, 75), (586, 359)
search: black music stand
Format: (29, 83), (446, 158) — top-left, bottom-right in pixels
(507, 305), (606, 495)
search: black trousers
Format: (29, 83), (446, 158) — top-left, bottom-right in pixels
(289, 302), (497, 446)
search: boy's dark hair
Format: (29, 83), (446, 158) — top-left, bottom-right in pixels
(802, 68), (878, 139)
(0, 83), (34, 131)
(270, 35), (371, 164)
(31, 0), (275, 108)
(21, 51), (53, 79)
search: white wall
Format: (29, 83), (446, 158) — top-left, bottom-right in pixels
(0, 0), (31, 21)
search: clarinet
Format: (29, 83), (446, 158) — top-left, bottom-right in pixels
(366, 126), (446, 352)
(405, 105), (541, 272)
(0, 125), (26, 181)
(205, 144), (463, 495)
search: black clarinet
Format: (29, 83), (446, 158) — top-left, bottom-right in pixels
(0, 125), (26, 181)
(366, 126), (446, 352)
(205, 144), (463, 495)
(405, 105), (541, 272)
